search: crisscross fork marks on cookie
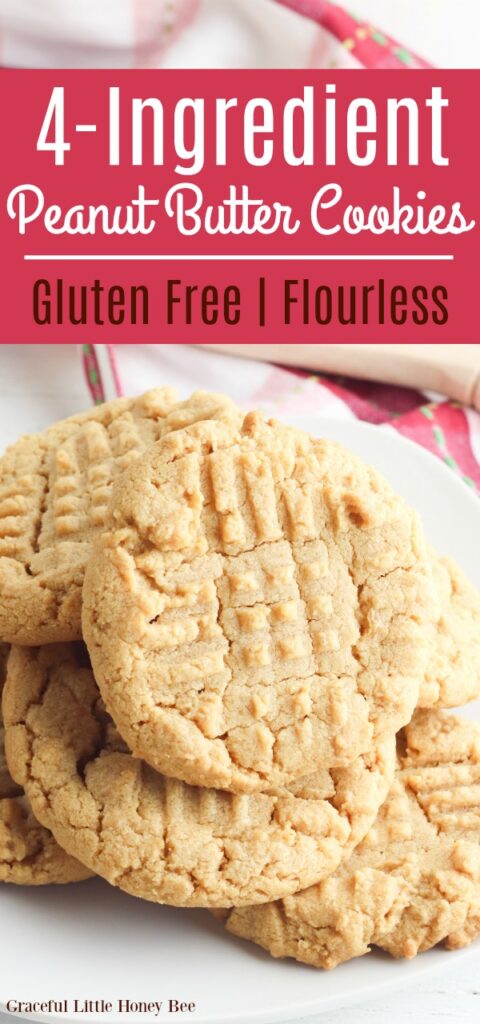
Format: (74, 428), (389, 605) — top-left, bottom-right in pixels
(405, 764), (480, 834)
(222, 711), (480, 967)
(38, 393), (180, 550)
(0, 436), (49, 564)
(0, 390), (242, 644)
(3, 643), (394, 907)
(215, 537), (368, 777)
(83, 414), (433, 793)
(120, 458), (372, 783)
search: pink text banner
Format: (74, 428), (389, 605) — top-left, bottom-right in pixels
(0, 69), (478, 342)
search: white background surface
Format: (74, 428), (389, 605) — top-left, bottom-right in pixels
(344, 0), (480, 68)
(0, 345), (479, 1024)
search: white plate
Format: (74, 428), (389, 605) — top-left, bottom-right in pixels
(2, 416), (480, 1024)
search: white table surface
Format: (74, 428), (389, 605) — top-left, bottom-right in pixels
(0, 346), (479, 1024)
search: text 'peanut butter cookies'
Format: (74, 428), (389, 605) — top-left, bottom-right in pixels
(223, 710), (480, 967)
(419, 555), (480, 709)
(83, 413), (433, 794)
(0, 389), (241, 645)
(3, 644), (394, 909)
(0, 644), (90, 886)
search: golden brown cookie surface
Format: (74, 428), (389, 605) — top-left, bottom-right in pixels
(3, 643), (394, 909)
(419, 555), (480, 709)
(83, 412), (434, 793)
(0, 389), (240, 644)
(224, 710), (480, 967)
(0, 643), (90, 885)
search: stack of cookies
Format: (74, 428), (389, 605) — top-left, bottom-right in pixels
(1, 387), (480, 970)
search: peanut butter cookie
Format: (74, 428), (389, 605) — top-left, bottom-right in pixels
(0, 389), (240, 644)
(83, 413), (434, 793)
(223, 710), (480, 966)
(419, 555), (480, 709)
(0, 644), (90, 885)
(3, 643), (394, 909)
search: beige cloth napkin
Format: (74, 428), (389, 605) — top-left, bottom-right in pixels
(199, 345), (480, 410)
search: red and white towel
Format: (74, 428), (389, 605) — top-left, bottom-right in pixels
(0, 0), (198, 68)
(0, 0), (430, 70)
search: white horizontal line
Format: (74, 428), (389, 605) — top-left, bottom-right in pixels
(24, 254), (454, 262)
(75, 125), (97, 132)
